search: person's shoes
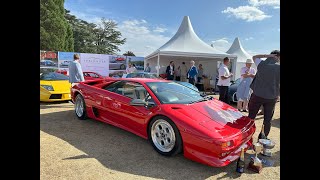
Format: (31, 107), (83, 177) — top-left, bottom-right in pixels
(242, 110), (248, 112)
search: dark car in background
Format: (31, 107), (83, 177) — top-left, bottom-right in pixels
(228, 78), (241, 103)
(40, 60), (56, 67)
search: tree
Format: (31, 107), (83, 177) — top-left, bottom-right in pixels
(40, 0), (74, 51)
(65, 11), (126, 54)
(94, 18), (126, 54)
(123, 51), (135, 56)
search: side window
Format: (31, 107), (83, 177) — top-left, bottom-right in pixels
(104, 81), (152, 101)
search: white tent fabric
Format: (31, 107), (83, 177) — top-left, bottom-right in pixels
(145, 16), (237, 82)
(226, 37), (256, 79)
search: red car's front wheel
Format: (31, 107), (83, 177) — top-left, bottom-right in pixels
(148, 116), (182, 156)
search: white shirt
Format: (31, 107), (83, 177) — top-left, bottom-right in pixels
(170, 65), (173, 75)
(217, 64), (231, 86)
(240, 66), (256, 80)
(126, 66), (136, 73)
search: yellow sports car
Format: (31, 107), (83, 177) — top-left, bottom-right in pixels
(40, 72), (71, 102)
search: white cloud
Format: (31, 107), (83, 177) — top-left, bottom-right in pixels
(68, 10), (102, 25)
(245, 37), (254, 41)
(153, 27), (167, 33)
(211, 38), (231, 52)
(141, 19), (147, 23)
(118, 19), (171, 56)
(248, 0), (280, 8)
(222, 6), (271, 22)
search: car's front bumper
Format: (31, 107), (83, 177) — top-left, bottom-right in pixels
(40, 90), (71, 102)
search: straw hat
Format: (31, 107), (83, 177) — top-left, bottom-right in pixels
(246, 59), (254, 63)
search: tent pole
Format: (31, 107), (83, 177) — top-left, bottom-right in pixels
(157, 53), (160, 76)
(232, 57), (237, 81)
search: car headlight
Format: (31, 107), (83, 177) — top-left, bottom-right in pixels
(41, 85), (54, 91)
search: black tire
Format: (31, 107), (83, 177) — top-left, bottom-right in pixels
(120, 64), (126, 70)
(148, 116), (183, 156)
(75, 94), (87, 120)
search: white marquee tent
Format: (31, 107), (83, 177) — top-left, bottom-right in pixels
(226, 37), (256, 80)
(145, 16), (237, 81)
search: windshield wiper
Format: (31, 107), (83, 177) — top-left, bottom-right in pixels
(189, 98), (209, 104)
(200, 94), (214, 100)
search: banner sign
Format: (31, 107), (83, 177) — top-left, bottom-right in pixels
(80, 53), (110, 76)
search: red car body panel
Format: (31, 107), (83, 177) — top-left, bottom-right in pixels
(71, 78), (255, 167)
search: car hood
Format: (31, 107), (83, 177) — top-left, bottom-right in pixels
(40, 80), (71, 91)
(170, 99), (252, 138)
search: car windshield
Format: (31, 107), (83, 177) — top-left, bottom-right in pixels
(40, 72), (69, 81)
(146, 82), (205, 104)
(144, 73), (158, 78)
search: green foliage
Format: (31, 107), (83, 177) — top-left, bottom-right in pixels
(40, 0), (73, 51)
(123, 51), (135, 56)
(65, 11), (126, 54)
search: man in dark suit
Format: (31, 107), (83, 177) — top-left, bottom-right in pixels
(166, 61), (175, 80)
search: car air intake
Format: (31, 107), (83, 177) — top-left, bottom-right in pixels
(49, 94), (62, 99)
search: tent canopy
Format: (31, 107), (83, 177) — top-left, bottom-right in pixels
(226, 37), (252, 62)
(145, 16), (237, 80)
(145, 16), (236, 59)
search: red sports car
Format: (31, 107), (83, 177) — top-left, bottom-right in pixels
(71, 78), (255, 167)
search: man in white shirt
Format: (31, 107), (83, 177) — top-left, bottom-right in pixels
(180, 62), (188, 82)
(69, 54), (85, 87)
(217, 57), (233, 104)
(126, 62), (137, 74)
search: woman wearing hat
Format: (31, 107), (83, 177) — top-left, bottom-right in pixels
(236, 59), (256, 112)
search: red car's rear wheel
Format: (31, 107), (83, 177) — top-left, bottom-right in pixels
(75, 94), (87, 120)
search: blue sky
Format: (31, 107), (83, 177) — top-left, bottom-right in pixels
(65, 0), (280, 57)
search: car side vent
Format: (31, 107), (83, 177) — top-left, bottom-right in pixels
(92, 107), (99, 117)
(171, 107), (181, 110)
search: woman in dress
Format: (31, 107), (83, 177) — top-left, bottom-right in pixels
(236, 59), (256, 112)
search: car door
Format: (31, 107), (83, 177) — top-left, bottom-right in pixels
(103, 81), (156, 136)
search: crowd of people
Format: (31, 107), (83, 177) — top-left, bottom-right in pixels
(216, 50), (280, 139)
(163, 60), (205, 85)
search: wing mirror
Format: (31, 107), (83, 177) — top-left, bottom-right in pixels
(130, 99), (155, 108)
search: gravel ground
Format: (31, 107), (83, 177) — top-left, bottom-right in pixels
(40, 98), (280, 180)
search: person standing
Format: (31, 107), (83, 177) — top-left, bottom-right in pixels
(197, 64), (204, 83)
(217, 57), (233, 104)
(166, 61), (175, 80)
(187, 60), (198, 85)
(175, 66), (181, 81)
(248, 50), (280, 139)
(180, 62), (188, 82)
(126, 62), (137, 74)
(144, 63), (151, 72)
(68, 54), (85, 86)
(236, 59), (256, 112)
